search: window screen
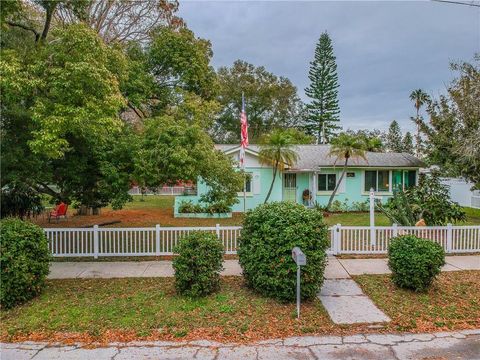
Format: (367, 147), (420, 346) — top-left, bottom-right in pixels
(364, 171), (377, 192)
(405, 170), (416, 189)
(377, 170), (389, 191)
(318, 174), (336, 191)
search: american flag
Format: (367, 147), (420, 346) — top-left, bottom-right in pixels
(239, 93), (249, 169)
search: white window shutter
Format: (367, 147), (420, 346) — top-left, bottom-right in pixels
(253, 172), (261, 194)
(338, 171), (346, 193)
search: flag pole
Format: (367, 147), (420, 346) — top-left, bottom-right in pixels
(242, 92), (247, 214)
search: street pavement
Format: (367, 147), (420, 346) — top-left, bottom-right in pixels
(2, 330), (479, 360)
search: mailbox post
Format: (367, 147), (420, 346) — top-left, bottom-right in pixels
(291, 247), (306, 319)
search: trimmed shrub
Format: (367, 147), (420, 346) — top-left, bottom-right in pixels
(388, 235), (445, 291)
(173, 232), (224, 297)
(1, 218), (51, 309)
(238, 202), (329, 302)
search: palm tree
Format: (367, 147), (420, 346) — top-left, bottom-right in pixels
(259, 129), (299, 203)
(326, 133), (381, 210)
(409, 89), (430, 156)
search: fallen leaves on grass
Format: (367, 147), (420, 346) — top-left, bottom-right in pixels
(354, 271), (480, 333)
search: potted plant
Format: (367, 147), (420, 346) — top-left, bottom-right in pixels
(302, 189), (312, 203)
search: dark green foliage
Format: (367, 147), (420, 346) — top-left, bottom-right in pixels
(304, 32), (340, 143)
(378, 173), (466, 226)
(215, 60), (307, 143)
(1, 184), (44, 219)
(135, 116), (243, 213)
(173, 232), (224, 297)
(238, 202), (329, 302)
(386, 120), (404, 152)
(388, 235), (445, 291)
(178, 200), (230, 214)
(178, 200), (204, 213)
(0, 218), (51, 309)
(416, 57), (479, 188)
(403, 132), (414, 155)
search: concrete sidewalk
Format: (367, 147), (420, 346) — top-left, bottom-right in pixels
(48, 255), (480, 279)
(2, 330), (479, 360)
(48, 259), (242, 279)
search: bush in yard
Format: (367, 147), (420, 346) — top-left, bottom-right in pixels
(238, 202), (329, 302)
(173, 232), (224, 297)
(388, 235), (445, 291)
(0, 218), (51, 309)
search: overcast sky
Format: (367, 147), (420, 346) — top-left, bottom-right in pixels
(179, 1), (479, 133)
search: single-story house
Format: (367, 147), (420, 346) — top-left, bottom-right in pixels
(174, 144), (424, 214)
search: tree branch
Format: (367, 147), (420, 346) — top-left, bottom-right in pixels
(6, 21), (40, 42)
(127, 102), (146, 119)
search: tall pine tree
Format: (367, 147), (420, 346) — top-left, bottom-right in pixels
(304, 32), (340, 144)
(386, 120), (404, 152)
(403, 132), (414, 154)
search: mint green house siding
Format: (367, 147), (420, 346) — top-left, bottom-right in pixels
(231, 167), (282, 212)
(174, 145), (423, 214)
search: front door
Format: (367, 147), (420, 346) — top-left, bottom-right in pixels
(283, 173), (297, 202)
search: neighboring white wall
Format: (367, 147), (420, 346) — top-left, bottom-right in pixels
(440, 178), (478, 208)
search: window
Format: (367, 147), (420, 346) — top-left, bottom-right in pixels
(239, 173), (252, 193)
(318, 174), (336, 191)
(364, 170), (390, 192)
(405, 170), (416, 189)
(392, 170), (417, 191)
(365, 171), (377, 192)
(377, 170), (389, 192)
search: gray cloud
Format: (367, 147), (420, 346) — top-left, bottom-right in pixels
(179, 1), (480, 132)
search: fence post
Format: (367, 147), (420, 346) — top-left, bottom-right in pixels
(330, 226), (336, 254)
(156, 224), (161, 256)
(93, 225), (99, 259)
(446, 223), (452, 254)
(216, 223), (221, 239)
(392, 223), (398, 237)
(336, 223), (341, 255)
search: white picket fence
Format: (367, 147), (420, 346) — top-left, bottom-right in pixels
(128, 186), (194, 196)
(329, 224), (480, 254)
(44, 224), (480, 258)
(45, 225), (241, 258)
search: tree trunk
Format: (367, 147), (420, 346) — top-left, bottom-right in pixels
(40, 4), (56, 42)
(326, 157), (349, 210)
(264, 159), (279, 204)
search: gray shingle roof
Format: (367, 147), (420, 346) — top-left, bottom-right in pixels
(214, 144), (425, 169)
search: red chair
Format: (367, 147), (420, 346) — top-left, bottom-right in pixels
(48, 202), (68, 223)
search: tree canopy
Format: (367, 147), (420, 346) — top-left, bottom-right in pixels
(416, 56), (480, 188)
(214, 60), (308, 143)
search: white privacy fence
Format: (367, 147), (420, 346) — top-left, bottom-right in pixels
(45, 224), (480, 258)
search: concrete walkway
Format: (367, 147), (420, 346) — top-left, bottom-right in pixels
(320, 257), (391, 325)
(2, 330), (479, 360)
(48, 255), (480, 279)
(319, 279), (391, 324)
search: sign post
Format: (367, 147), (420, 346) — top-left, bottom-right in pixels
(291, 247), (306, 319)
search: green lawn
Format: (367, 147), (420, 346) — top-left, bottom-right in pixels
(322, 212), (390, 226)
(0, 277), (333, 343)
(463, 207), (480, 225)
(117, 195), (174, 210)
(40, 195), (480, 228)
(354, 271), (480, 332)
